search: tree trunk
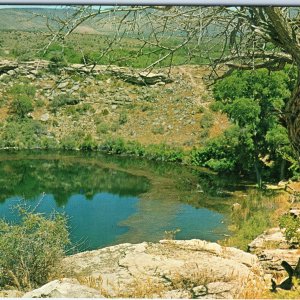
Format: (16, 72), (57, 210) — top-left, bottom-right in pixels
(286, 73), (300, 158)
(280, 159), (286, 181)
(254, 160), (262, 189)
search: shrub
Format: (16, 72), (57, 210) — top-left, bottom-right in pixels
(0, 120), (46, 149)
(60, 135), (78, 150)
(200, 110), (214, 129)
(191, 126), (240, 173)
(279, 213), (300, 244)
(60, 130), (87, 150)
(97, 123), (109, 134)
(48, 53), (68, 75)
(50, 95), (80, 113)
(79, 134), (97, 151)
(10, 96), (34, 119)
(100, 137), (126, 154)
(144, 143), (184, 162)
(152, 125), (165, 135)
(35, 99), (45, 108)
(118, 112), (128, 125)
(0, 207), (70, 290)
(110, 122), (119, 132)
(76, 103), (94, 114)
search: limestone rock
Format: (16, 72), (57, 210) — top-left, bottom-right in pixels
(22, 278), (103, 298)
(107, 66), (173, 85)
(248, 227), (299, 277)
(62, 240), (264, 298)
(57, 82), (69, 89)
(256, 249), (300, 276)
(248, 227), (290, 252)
(0, 60), (18, 74)
(7, 70), (16, 76)
(290, 208), (300, 218)
(40, 113), (50, 122)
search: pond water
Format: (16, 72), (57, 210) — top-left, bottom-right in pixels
(0, 151), (243, 252)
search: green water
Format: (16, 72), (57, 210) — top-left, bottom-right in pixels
(0, 151), (242, 252)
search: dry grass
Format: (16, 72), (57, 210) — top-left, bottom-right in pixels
(170, 268), (212, 290)
(236, 277), (268, 299)
(77, 275), (166, 298)
(119, 278), (166, 298)
(77, 275), (111, 297)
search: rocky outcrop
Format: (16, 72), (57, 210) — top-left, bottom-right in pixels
(249, 227), (300, 278)
(47, 239), (264, 298)
(107, 67), (173, 85)
(0, 60), (172, 86)
(0, 60), (18, 74)
(22, 278), (103, 298)
(256, 249), (300, 275)
(248, 227), (290, 252)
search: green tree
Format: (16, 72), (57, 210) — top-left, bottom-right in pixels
(193, 68), (296, 186)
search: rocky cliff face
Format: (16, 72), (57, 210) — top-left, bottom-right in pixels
(23, 239), (265, 298)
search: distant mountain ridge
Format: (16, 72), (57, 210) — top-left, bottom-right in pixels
(0, 7), (103, 33)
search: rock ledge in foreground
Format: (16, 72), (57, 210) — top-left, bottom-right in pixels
(56, 239), (264, 298)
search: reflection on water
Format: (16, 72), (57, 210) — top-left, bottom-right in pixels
(0, 151), (234, 252)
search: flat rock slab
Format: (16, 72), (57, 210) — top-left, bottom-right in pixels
(59, 239), (264, 298)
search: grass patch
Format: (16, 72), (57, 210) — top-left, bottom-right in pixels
(221, 190), (288, 250)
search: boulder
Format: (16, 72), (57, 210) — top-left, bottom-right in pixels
(22, 278), (103, 298)
(62, 240), (265, 298)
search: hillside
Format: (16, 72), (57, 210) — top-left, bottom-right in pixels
(0, 59), (228, 152)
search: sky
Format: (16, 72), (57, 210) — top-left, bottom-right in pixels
(0, 1), (299, 7)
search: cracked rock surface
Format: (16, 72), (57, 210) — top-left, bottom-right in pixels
(30, 239), (266, 298)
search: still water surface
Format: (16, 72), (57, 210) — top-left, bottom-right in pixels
(0, 151), (237, 252)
